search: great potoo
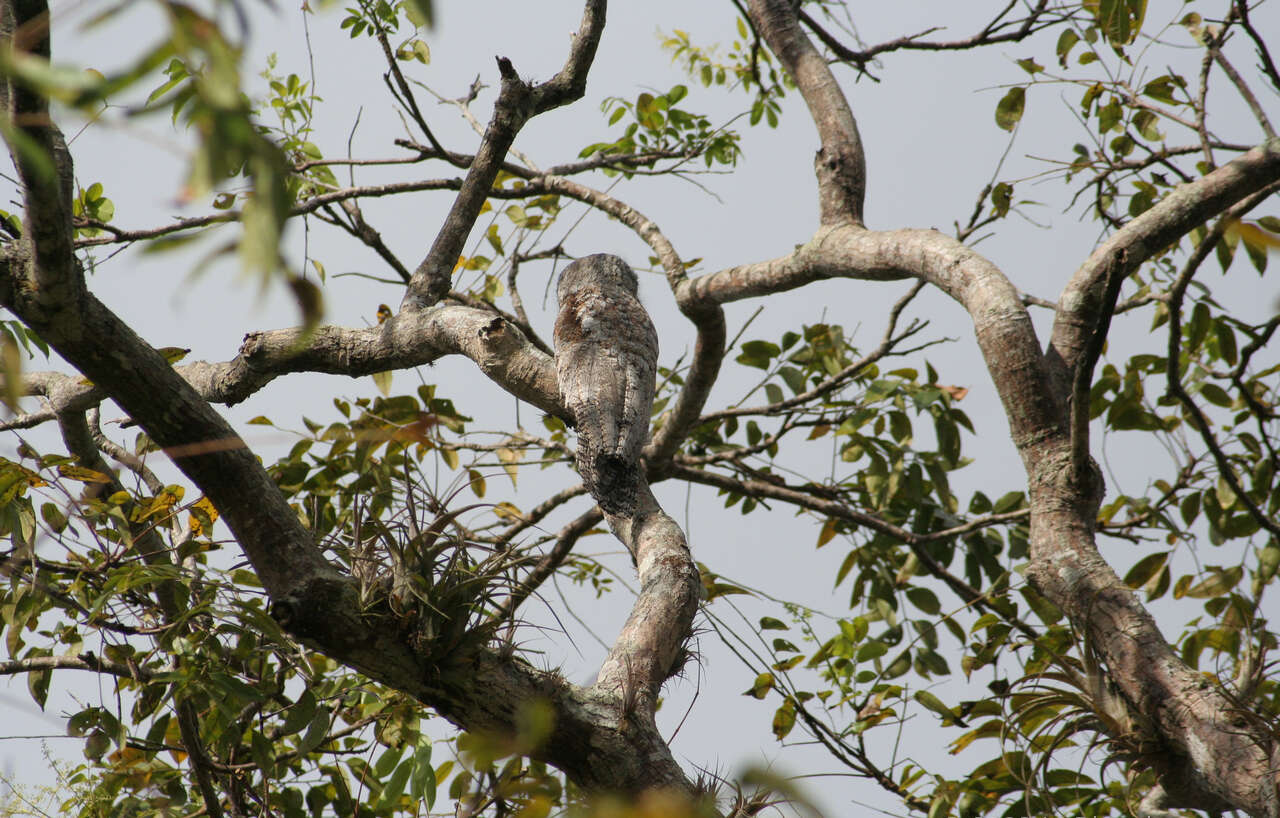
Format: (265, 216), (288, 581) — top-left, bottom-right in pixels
(553, 254), (659, 518)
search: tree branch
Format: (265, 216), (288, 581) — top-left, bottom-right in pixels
(400, 0), (605, 309)
(494, 507), (600, 623)
(748, 0), (865, 225)
(1048, 138), (1280, 411)
(0, 651), (154, 680)
(799, 0), (1057, 69)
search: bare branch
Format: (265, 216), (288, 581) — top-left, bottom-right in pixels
(495, 507), (600, 622)
(700, 280), (926, 422)
(667, 461), (1029, 622)
(800, 0), (1058, 70)
(1210, 19), (1276, 139)
(401, 0), (605, 309)
(0, 651), (154, 680)
(1234, 0), (1280, 94)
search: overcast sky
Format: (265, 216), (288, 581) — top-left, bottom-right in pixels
(4, 1), (1278, 814)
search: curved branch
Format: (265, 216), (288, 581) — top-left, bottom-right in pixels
(800, 1), (1059, 68)
(591, 484), (700, 706)
(495, 507), (600, 622)
(748, 0), (865, 225)
(1047, 138), (1280, 404)
(3, 307), (562, 446)
(699, 279), (925, 422)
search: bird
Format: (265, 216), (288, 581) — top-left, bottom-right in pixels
(553, 254), (659, 518)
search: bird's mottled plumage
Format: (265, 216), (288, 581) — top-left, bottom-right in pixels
(553, 254), (659, 517)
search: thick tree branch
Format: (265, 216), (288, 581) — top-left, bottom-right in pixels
(591, 485), (700, 709)
(0, 5), (711, 796)
(747, 0), (865, 225)
(1047, 138), (1280, 407)
(3, 0), (78, 310)
(2, 305), (566, 433)
(669, 137), (1280, 813)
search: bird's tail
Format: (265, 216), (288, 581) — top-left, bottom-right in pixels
(588, 452), (639, 518)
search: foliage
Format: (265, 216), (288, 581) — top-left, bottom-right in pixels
(1, 0), (1279, 816)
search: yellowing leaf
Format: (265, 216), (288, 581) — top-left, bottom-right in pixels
(1236, 221), (1280, 251)
(372, 370), (393, 397)
(816, 517), (838, 547)
(157, 346), (190, 365)
(1, 334), (22, 411)
(468, 469), (486, 498)
(57, 465), (112, 484)
(440, 448), (459, 470)
(771, 699), (796, 739)
(131, 486), (184, 522)
(496, 446), (521, 487)
(188, 496), (219, 536)
(744, 672), (775, 699)
(493, 501), (523, 521)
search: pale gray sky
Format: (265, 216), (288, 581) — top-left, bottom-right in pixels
(4, 0), (1278, 814)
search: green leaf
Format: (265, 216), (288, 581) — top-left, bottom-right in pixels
(914, 690), (961, 725)
(402, 0), (434, 28)
(771, 699), (796, 739)
(377, 754), (415, 810)
(855, 641), (887, 662)
(375, 745), (406, 778)
(1184, 566), (1241, 598)
(994, 87), (1025, 131)
(298, 705), (331, 754)
(1056, 29), (1079, 67)
(1199, 383), (1233, 408)
(745, 672), (775, 699)
(410, 740), (436, 804)
(1216, 320), (1243, 365)
(1123, 551), (1169, 589)
(779, 366), (807, 395)
(1132, 110), (1162, 141)
(991, 182), (1012, 217)
(1019, 587), (1062, 625)
(736, 339), (780, 369)
(1090, 0), (1147, 46)
(28, 665), (51, 709)
(1097, 97), (1122, 133)
(906, 587), (941, 615)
